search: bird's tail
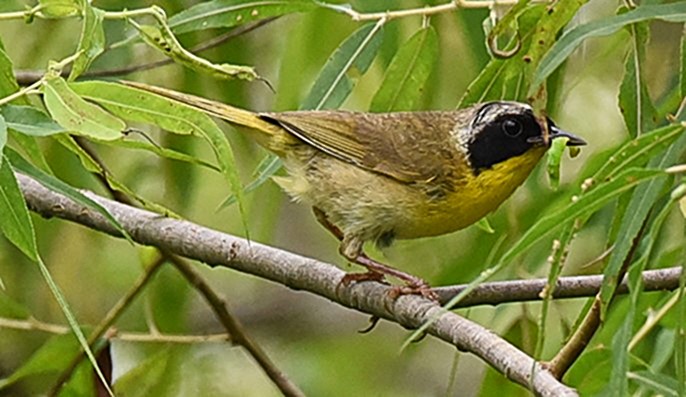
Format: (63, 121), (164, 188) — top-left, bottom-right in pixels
(122, 81), (285, 147)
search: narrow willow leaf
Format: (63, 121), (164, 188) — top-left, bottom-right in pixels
(628, 371), (679, 397)
(607, 301), (635, 396)
(500, 167), (664, 266)
(53, 135), (180, 217)
(71, 81), (200, 135)
(0, 154), (38, 261)
(608, 192), (677, 396)
(618, 22), (656, 138)
(104, 139), (220, 172)
(370, 25), (438, 112)
(0, 116), (6, 165)
(5, 148), (133, 243)
(33, 254), (113, 397)
(0, 45), (24, 102)
(0, 334), (80, 390)
(599, 136), (686, 318)
(524, 0), (588, 96)
(69, 5), (105, 81)
(39, 0), (81, 18)
(681, 24), (686, 100)
(42, 76), (125, 141)
(592, 124), (684, 185)
(70, 81), (249, 233)
(535, 2), (686, 86)
(133, 23), (259, 81)
(218, 154), (282, 209)
(301, 21), (384, 110)
(0, 105), (66, 136)
(169, 0), (318, 34)
(9, 133), (53, 173)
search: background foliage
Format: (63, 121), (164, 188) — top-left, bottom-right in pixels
(0, 0), (684, 396)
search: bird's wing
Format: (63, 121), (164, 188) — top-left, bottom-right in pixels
(261, 110), (468, 185)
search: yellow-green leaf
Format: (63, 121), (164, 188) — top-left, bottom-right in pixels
(42, 76), (125, 141)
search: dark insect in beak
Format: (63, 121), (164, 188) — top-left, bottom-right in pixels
(527, 118), (586, 147)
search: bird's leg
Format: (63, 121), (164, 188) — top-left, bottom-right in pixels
(312, 208), (386, 284)
(312, 207), (438, 301)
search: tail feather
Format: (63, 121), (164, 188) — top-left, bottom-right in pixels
(122, 81), (282, 137)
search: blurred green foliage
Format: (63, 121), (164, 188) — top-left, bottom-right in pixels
(0, 0), (684, 396)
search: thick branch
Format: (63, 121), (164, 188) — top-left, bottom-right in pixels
(17, 173), (575, 397)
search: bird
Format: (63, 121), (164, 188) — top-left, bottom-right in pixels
(125, 81), (586, 299)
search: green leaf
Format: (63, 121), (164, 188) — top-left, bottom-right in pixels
(0, 154), (38, 261)
(618, 21), (656, 138)
(370, 25), (438, 112)
(566, 347), (613, 395)
(0, 45), (24, 102)
(218, 153), (282, 209)
(0, 334), (78, 390)
(0, 115), (6, 163)
(628, 371), (679, 397)
(681, 25), (686, 101)
(535, 2), (686, 87)
(69, 82), (249, 233)
(0, 105), (66, 136)
(9, 132), (53, 173)
(524, 0), (588, 96)
(52, 134), (179, 217)
(4, 147), (133, 243)
(133, 22), (259, 81)
(104, 139), (220, 172)
(39, 0), (81, 18)
(0, 290), (31, 319)
(593, 124), (684, 185)
(71, 80), (201, 135)
(69, 5), (105, 81)
(42, 76), (125, 141)
(499, 168), (664, 266)
(546, 137), (568, 190)
(301, 21), (384, 110)
(599, 133), (686, 318)
(169, 0), (319, 34)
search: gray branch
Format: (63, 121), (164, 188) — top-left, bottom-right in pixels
(435, 266), (681, 307)
(18, 173), (580, 396)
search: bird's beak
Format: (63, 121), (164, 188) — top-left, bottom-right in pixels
(549, 124), (586, 146)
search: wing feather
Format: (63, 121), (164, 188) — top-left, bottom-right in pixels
(261, 110), (470, 186)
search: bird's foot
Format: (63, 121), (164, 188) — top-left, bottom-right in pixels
(387, 282), (439, 301)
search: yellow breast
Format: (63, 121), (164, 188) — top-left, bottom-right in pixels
(394, 147), (547, 239)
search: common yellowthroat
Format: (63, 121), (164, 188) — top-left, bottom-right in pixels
(126, 82), (586, 298)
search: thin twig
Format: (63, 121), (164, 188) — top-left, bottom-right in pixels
(17, 173), (577, 397)
(48, 255), (167, 396)
(14, 17), (278, 85)
(324, 0), (527, 21)
(434, 266), (682, 307)
(0, 316), (230, 342)
(168, 255), (306, 397)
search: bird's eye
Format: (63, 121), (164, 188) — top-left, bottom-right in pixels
(502, 119), (523, 137)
